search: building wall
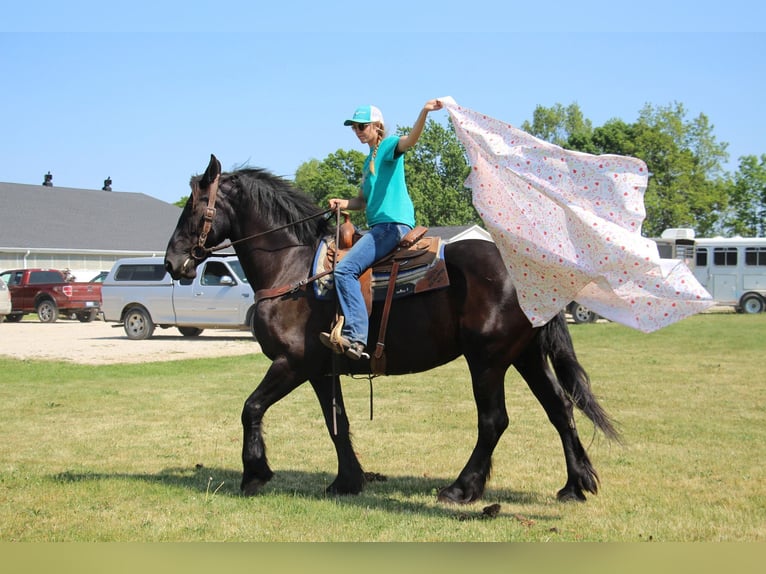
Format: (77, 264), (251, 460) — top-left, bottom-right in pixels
(0, 249), (166, 282)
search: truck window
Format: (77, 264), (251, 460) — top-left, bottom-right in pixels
(2, 271), (20, 286)
(745, 247), (766, 266)
(227, 260), (249, 283)
(713, 247), (737, 266)
(201, 261), (234, 286)
(115, 264), (167, 281)
(29, 271), (65, 284)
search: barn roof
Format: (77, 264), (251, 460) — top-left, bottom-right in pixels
(0, 181), (183, 252)
(0, 181), (490, 254)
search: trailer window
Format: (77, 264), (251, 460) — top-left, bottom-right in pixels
(713, 247), (737, 266)
(745, 247), (766, 266)
(695, 248), (708, 267)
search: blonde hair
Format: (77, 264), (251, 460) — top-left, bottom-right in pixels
(368, 121), (386, 175)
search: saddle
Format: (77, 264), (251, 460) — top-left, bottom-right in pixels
(319, 225), (447, 303)
(319, 214), (450, 373)
(255, 214), (450, 374)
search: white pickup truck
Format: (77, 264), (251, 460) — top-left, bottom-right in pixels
(101, 255), (256, 340)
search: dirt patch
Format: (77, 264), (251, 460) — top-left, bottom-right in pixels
(0, 319), (261, 364)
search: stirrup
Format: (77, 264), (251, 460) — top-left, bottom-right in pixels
(319, 317), (369, 360)
(320, 317), (348, 354)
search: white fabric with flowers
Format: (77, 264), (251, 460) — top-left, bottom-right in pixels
(441, 97), (714, 332)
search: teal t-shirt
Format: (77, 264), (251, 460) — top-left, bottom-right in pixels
(362, 135), (416, 228)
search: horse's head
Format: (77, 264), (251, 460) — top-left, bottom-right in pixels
(165, 154), (230, 280)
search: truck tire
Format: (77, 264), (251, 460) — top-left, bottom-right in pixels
(568, 302), (597, 324)
(123, 306), (155, 340)
(5, 313), (23, 323)
(739, 293), (765, 314)
(76, 309), (98, 322)
(178, 326), (204, 337)
(37, 299), (58, 323)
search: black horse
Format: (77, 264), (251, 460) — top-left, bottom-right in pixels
(164, 154), (619, 504)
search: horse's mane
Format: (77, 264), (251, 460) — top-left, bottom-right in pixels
(221, 167), (331, 244)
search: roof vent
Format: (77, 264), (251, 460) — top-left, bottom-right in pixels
(660, 228), (695, 240)
(42, 172), (53, 187)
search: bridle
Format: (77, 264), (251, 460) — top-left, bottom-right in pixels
(185, 180), (367, 430)
(185, 174), (333, 265)
(190, 174), (220, 261)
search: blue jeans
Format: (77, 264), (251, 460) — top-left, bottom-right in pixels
(333, 222), (411, 345)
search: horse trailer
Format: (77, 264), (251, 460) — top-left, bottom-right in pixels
(656, 228), (766, 314)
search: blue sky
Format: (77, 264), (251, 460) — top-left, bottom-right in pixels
(2, 2), (765, 204)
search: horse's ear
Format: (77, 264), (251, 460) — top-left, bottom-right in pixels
(200, 154), (222, 188)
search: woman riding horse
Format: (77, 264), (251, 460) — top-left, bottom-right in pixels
(164, 154), (618, 504)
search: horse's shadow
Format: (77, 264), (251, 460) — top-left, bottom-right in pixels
(51, 465), (559, 521)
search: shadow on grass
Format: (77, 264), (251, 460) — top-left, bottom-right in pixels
(50, 465), (561, 522)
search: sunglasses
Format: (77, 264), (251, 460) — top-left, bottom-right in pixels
(351, 123), (369, 132)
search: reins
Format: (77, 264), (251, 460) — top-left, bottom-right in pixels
(191, 183), (374, 433)
(325, 211), (375, 435)
(191, 174), (333, 260)
(196, 207), (334, 260)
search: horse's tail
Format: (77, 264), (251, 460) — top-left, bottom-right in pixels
(539, 312), (621, 441)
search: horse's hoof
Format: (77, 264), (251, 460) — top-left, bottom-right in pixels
(556, 486), (587, 502)
(241, 477), (269, 496)
(325, 478), (364, 496)
(437, 485), (480, 505)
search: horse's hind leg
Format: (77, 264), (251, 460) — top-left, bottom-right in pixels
(309, 374), (366, 495)
(513, 348), (600, 501)
(438, 364), (509, 505)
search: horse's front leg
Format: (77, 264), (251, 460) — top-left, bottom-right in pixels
(309, 374), (366, 495)
(240, 356), (305, 496)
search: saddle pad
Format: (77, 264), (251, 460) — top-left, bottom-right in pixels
(311, 236), (448, 301)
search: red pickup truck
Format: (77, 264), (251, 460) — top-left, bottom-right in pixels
(0, 268), (101, 323)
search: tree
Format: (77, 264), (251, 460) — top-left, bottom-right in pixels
(631, 103), (731, 237)
(522, 102), (594, 151)
(396, 119), (478, 227)
(728, 154), (766, 236)
(525, 102), (733, 237)
(294, 149), (366, 226)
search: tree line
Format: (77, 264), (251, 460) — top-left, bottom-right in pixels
(293, 102), (765, 238)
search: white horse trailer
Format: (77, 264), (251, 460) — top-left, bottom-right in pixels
(656, 229), (766, 314)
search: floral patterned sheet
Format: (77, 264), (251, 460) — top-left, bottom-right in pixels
(441, 97), (714, 332)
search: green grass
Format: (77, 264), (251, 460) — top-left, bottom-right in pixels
(0, 314), (764, 541)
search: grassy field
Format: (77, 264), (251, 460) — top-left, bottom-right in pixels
(0, 313), (763, 541)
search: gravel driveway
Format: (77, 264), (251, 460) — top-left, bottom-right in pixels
(0, 318), (260, 364)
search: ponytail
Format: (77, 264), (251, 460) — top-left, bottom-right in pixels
(368, 121), (385, 176)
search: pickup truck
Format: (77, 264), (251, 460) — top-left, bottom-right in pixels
(100, 255), (256, 340)
(0, 268), (101, 323)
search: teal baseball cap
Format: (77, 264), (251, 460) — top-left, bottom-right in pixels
(343, 105), (384, 126)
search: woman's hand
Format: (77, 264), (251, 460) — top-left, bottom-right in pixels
(329, 195), (366, 211)
(398, 99), (445, 153)
(329, 198), (347, 211)
(423, 99), (444, 113)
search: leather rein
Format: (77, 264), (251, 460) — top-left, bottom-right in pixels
(191, 179), (374, 426)
(190, 174), (333, 261)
